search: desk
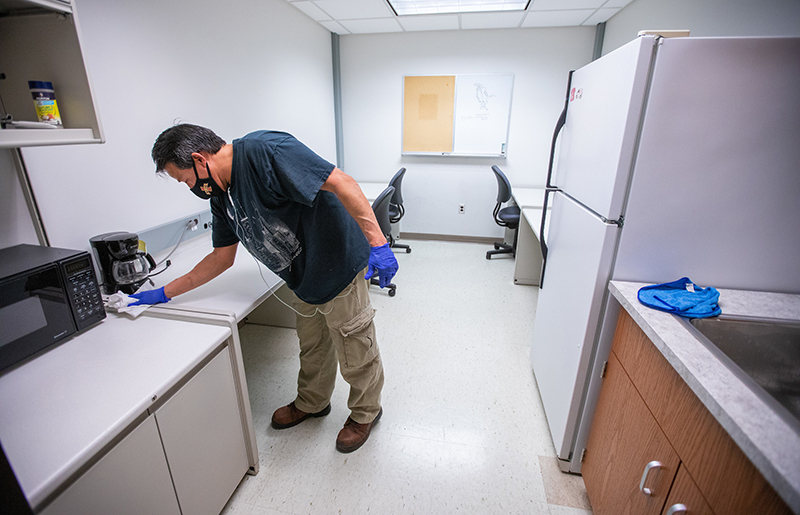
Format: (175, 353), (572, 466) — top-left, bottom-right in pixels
(512, 187), (546, 209)
(511, 188), (549, 286)
(358, 181), (388, 204)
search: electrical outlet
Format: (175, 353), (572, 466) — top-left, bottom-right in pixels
(458, 204), (465, 214)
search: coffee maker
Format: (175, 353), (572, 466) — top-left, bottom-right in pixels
(90, 232), (156, 294)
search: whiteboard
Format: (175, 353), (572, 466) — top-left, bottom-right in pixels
(453, 74), (514, 156)
(402, 74), (513, 157)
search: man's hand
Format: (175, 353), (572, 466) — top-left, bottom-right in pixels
(129, 287), (170, 306)
(365, 243), (399, 288)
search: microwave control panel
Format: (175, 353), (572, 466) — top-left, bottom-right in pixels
(63, 254), (106, 330)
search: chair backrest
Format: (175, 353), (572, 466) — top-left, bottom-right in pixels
(388, 167), (406, 206)
(491, 165), (512, 204)
(371, 186), (395, 238)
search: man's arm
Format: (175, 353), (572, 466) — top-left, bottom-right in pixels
(163, 243), (238, 298)
(320, 167), (398, 288)
(320, 167), (387, 247)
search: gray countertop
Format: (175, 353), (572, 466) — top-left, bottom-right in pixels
(609, 281), (800, 513)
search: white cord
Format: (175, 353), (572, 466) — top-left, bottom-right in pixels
(228, 191), (352, 318)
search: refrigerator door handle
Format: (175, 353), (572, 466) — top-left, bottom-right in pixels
(545, 71), (574, 189)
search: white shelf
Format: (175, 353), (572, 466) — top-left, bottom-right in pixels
(0, 128), (101, 148)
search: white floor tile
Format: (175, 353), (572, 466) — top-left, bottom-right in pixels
(234, 240), (591, 514)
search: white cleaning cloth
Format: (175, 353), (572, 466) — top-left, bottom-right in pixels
(104, 291), (150, 319)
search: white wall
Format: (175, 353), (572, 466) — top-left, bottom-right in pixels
(0, 149), (39, 248)
(16, 0), (336, 252)
(603, 0), (800, 54)
(340, 28), (595, 239)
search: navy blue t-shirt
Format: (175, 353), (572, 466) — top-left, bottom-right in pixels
(210, 131), (369, 304)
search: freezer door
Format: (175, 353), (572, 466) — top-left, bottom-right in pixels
(553, 36), (655, 220)
(531, 192), (619, 461)
(615, 37), (800, 293)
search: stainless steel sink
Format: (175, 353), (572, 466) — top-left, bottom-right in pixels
(683, 315), (800, 429)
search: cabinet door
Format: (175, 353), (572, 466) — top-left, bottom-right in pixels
(39, 415), (181, 515)
(155, 347), (249, 515)
(583, 352), (680, 515)
(612, 311), (792, 515)
(661, 464), (714, 515)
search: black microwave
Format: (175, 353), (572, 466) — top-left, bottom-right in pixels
(0, 244), (106, 373)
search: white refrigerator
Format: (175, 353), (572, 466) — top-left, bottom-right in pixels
(530, 35), (800, 474)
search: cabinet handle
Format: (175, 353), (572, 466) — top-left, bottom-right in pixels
(639, 460), (662, 496)
(666, 504), (687, 515)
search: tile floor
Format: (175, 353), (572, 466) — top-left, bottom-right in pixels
(222, 240), (593, 515)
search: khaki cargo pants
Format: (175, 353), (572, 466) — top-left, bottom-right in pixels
(291, 268), (384, 424)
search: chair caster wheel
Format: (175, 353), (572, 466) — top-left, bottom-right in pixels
(494, 243), (501, 250)
(406, 248), (411, 253)
(389, 289), (396, 297)
(486, 253), (492, 260)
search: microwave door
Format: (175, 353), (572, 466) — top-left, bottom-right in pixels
(0, 265), (76, 372)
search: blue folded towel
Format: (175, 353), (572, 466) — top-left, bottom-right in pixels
(638, 277), (721, 319)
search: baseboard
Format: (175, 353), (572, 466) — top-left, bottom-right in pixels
(399, 232), (498, 245)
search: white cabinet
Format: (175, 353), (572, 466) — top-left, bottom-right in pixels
(0, 0), (104, 147)
(39, 415), (181, 515)
(156, 348), (250, 515)
(38, 346), (249, 515)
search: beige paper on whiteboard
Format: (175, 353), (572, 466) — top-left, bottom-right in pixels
(403, 76), (455, 153)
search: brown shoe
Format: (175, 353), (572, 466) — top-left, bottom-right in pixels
(336, 408), (383, 453)
(271, 401), (331, 430)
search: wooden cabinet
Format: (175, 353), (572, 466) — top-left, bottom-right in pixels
(583, 310), (792, 515)
(583, 352), (680, 514)
(39, 346), (248, 515)
(0, 0), (104, 147)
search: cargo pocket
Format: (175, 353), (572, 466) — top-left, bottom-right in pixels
(337, 306), (377, 369)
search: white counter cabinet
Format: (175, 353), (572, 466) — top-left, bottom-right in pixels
(39, 348), (247, 515)
(0, 0), (104, 147)
(0, 315), (250, 514)
(38, 415), (182, 515)
(155, 348), (249, 515)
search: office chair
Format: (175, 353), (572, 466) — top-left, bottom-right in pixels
(370, 186), (397, 297)
(387, 167), (411, 253)
(486, 165), (521, 260)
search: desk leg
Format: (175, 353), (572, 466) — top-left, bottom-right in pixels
(514, 211), (543, 286)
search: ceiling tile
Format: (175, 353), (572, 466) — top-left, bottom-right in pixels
(290, 1), (332, 21)
(528, 0), (605, 10)
(319, 20), (351, 34)
(603, 0), (635, 7)
(398, 14), (461, 31)
(460, 11), (526, 29)
(339, 17), (404, 33)
(313, 0), (395, 20)
(582, 7), (620, 24)
(521, 9), (594, 26)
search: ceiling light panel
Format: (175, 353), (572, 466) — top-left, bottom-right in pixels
(389, 0), (529, 16)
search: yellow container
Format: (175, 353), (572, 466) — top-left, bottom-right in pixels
(28, 81), (63, 127)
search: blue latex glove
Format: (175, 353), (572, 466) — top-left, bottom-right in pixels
(129, 287), (170, 306)
(365, 243), (398, 288)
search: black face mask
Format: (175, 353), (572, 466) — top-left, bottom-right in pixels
(189, 161), (226, 200)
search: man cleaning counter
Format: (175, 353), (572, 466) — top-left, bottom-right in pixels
(132, 124), (397, 453)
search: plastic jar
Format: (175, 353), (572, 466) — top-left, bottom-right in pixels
(28, 81), (63, 127)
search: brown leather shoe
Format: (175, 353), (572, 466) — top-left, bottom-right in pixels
(336, 408), (383, 453)
(271, 401), (331, 430)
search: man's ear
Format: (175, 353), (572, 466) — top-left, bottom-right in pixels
(190, 152), (207, 166)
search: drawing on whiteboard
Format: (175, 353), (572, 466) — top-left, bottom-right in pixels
(474, 83), (494, 111)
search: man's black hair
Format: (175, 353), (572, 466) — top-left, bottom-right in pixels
(151, 124), (226, 174)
